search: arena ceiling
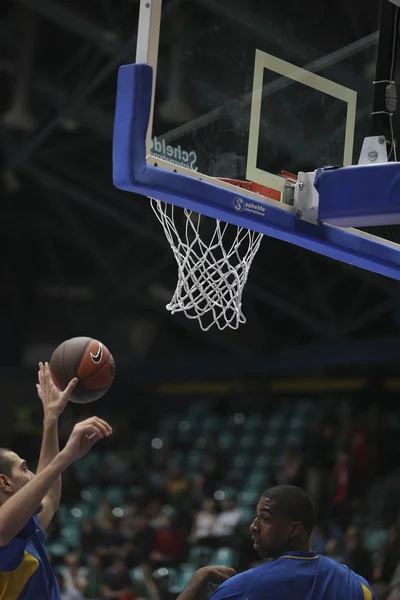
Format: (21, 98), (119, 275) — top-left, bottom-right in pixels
(1, 0), (400, 379)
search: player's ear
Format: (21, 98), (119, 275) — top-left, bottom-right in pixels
(0, 474), (13, 494)
(289, 520), (302, 538)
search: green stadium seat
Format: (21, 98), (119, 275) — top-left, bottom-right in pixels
(194, 437), (208, 450)
(46, 542), (68, 557)
(209, 547), (236, 567)
(244, 415), (266, 432)
(245, 471), (267, 487)
(218, 432), (236, 450)
(128, 485), (145, 499)
(104, 486), (126, 506)
(239, 435), (258, 450)
(260, 435), (279, 452)
(130, 567), (145, 582)
(363, 528), (388, 552)
(240, 506), (255, 524)
(186, 451), (201, 467)
(203, 415), (222, 430)
(268, 414), (286, 432)
(218, 486), (237, 500)
(169, 567), (196, 594)
(80, 486), (101, 504)
(56, 504), (70, 524)
(70, 503), (92, 520)
(285, 433), (303, 447)
(187, 546), (212, 568)
(254, 455), (272, 469)
(226, 467), (246, 483)
(60, 525), (80, 547)
(238, 488), (261, 506)
(232, 455), (252, 469)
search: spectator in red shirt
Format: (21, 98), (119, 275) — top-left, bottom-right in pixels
(150, 516), (184, 567)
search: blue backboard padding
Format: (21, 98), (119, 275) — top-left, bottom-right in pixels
(113, 63), (400, 280)
(317, 163), (400, 226)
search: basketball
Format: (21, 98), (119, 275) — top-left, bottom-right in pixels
(50, 337), (115, 404)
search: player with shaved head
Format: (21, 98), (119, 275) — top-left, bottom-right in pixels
(176, 485), (375, 600)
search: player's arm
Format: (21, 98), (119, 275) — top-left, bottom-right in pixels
(177, 567), (237, 600)
(35, 362), (77, 531)
(0, 417), (111, 547)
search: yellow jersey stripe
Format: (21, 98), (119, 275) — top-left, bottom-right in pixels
(362, 583), (372, 600)
(0, 550), (39, 599)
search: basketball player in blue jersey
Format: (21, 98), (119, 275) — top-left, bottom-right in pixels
(0, 362), (113, 599)
(177, 485), (375, 600)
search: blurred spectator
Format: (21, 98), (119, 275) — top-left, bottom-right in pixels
(84, 553), (104, 599)
(147, 500), (166, 530)
(306, 416), (336, 515)
(330, 450), (355, 529)
(120, 514), (156, 570)
(273, 445), (304, 488)
(101, 558), (135, 600)
(62, 551), (87, 594)
(324, 539), (344, 563)
(344, 526), (371, 581)
(200, 440), (225, 496)
(96, 518), (124, 567)
(56, 572), (85, 600)
(387, 562), (400, 600)
(151, 516), (185, 566)
(97, 500), (116, 529)
(165, 465), (191, 503)
(81, 519), (101, 555)
(200, 497), (242, 547)
(373, 525), (400, 586)
(189, 498), (217, 544)
(119, 503), (140, 540)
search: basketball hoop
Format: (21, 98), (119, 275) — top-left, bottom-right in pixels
(150, 179), (277, 331)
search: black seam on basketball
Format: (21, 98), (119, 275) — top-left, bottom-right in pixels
(80, 356), (113, 383)
(61, 341), (68, 389)
(76, 338), (93, 381)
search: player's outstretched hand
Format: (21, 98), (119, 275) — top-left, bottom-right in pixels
(37, 361), (78, 420)
(62, 417), (112, 462)
(194, 566), (237, 591)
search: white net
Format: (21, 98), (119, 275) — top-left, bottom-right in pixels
(150, 199), (263, 331)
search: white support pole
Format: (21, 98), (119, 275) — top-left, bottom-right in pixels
(136, 0), (162, 155)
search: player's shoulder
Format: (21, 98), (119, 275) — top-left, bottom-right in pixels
(317, 556), (375, 598)
(210, 561), (277, 600)
(230, 560), (292, 589)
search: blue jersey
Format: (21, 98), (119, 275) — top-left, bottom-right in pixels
(211, 552), (375, 600)
(0, 516), (60, 600)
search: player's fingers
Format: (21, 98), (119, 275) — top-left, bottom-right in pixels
(90, 417), (111, 437)
(44, 362), (53, 382)
(63, 378), (78, 397)
(82, 424), (104, 439)
(91, 417), (112, 434)
(84, 416), (112, 436)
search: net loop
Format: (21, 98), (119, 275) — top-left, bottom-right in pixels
(150, 199), (263, 331)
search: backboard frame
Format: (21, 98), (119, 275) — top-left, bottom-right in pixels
(112, 0), (400, 282)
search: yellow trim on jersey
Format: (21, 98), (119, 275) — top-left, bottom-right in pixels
(280, 555), (319, 560)
(362, 583), (372, 600)
(0, 550), (39, 599)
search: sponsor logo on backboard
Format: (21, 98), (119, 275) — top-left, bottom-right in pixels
(151, 137), (198, 171)
(233, 196), (265, 217)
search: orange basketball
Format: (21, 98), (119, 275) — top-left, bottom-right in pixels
(50, 337), (115, 404)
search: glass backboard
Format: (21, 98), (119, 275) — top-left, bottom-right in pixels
(150, 0), (380, 191)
